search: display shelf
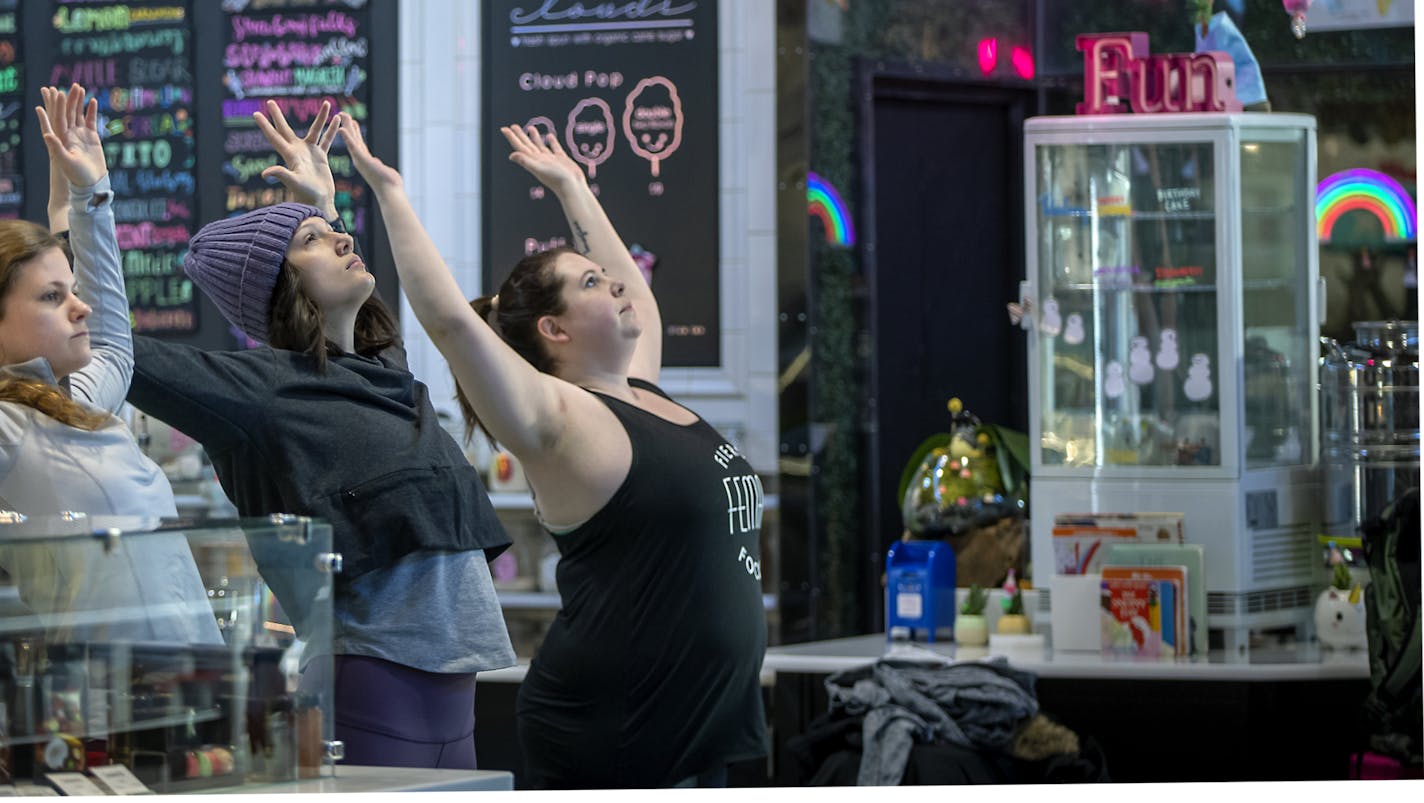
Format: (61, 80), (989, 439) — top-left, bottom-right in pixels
(1047, 278), (1295, 294)
(1040, 211), (1215, 221)
(5, 708), (227, 750)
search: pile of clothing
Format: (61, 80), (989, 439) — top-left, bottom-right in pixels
(785, 657), (1107, 785)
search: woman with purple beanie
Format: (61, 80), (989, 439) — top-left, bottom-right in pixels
(122, 102), (515, 770)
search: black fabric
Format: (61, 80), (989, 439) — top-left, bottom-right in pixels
(516, 378), (767, 789)
(1360, 487), (1422, 765)
(785, 706), (1109, 785)
(127, 336), (509, 585)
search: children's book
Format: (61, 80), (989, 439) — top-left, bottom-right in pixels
(1104, 543), (1207, 656)
(1100, 565), (1187, 657)
(1053, 524), (1137, 575)
(1053, 512), (1184, 575)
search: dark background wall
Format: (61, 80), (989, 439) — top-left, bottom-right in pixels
(774, 0), (1415, 644)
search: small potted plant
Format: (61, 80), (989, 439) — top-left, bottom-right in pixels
(997, 568), (1030, 634)
(957, 585), (990, 646)
(1314, 542), (1367, 650)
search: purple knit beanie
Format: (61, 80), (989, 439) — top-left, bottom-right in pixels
(182, 202), (322, 343)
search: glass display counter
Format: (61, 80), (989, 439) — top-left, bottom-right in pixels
(1022, 113), (1324, 649)
(0, 514), (337, 794)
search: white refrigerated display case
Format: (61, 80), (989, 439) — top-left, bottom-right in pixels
(1022, 113), (1324, 651)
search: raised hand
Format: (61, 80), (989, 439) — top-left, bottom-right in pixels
(501, 124), (586, 194)
(253, 99), (340, 217)
(35, 83), (106, 190)
(338, 115), (402, 192)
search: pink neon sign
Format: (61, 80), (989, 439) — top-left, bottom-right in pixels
(1076, 32), (1242, 115)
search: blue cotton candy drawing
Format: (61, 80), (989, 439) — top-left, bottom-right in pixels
(1194, 11), (1267, 107)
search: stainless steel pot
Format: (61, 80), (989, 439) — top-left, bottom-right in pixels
(1320, 320), (1420, 538)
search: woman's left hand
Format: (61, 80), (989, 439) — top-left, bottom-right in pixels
(35, 83), (106, 189)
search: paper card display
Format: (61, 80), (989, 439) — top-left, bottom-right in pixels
(88, 764), (155, 795)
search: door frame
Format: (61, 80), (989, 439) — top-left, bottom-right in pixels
(855, 60), (1037, 629)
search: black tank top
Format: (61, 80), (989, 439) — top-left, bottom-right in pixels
(516, 379), (767, 789)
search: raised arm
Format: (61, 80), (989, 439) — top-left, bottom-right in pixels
(501, 125), (663, 382)
(338, 117), (569, 457)
(36, 84), (129, 413)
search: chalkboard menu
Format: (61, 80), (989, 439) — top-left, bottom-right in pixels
(50, 0), (198, 334)
(219, 0), (374, 271)
(0, 0), (23, 220)
(482, 0), (721, 368)
(12, 0), (395, 350)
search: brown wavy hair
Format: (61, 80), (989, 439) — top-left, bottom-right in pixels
(455, 246), (573, 444)
(267, 262), (400, 371)
(0, 219), (109, 431)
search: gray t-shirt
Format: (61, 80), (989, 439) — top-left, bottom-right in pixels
(311, 549), (515, 674)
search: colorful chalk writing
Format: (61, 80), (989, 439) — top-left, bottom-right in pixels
(221, 0), (373, 261)
(51, 0), (198, 333)
(0, 0), (21, 219)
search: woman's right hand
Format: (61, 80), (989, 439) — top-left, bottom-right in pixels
(35, 84), (106, 190)
(338, 115), (403, 193)
(501, 124), (586, 195)
(253, 99), (341, 218)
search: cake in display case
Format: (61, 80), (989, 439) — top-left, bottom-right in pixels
(0, 514), (337, 793)
(1022, 113), (1323, 651)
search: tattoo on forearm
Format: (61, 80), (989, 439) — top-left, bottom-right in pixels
(571, 220), (591, 254)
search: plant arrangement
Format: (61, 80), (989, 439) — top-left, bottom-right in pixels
(997, 568), (1030, 635)
(956, 584), (990, 646)
(898, 397), (1029, 538)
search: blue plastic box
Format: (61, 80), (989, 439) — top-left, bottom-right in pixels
(885, 540), (957, 642)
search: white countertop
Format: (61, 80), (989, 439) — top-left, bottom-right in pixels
(477, 634), (1367, 684)
(763, 634), (1371, 681)
(208, 765), (513, 793)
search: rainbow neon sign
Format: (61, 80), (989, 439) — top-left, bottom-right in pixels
(807, 171), (855, 247)
(1316, 168), (1417, 243)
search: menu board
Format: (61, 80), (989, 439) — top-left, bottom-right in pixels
(0, 0), (23, 219)
(219, 0), (374, 286)
(482, 0), (721, 368)
(51, 0), (198, 334)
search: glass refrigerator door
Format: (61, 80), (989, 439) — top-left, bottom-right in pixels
(1035, 139), (1220, 469)
(1240, 129), (1312, 468)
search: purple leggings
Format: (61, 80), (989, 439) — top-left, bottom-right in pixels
(299, 655), (478, 769)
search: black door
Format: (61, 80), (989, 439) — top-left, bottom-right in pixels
(860, 67), (1034, 618)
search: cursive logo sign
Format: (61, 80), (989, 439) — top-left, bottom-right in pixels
(511, 1), (698, 25)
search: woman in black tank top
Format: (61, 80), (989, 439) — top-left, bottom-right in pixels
(340, 122), (766, 788)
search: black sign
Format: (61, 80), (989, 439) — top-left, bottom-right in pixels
(482, 0), (720, 368)
(219, 0), (374, 344)
(49, 0), (198, 334)
(0, 0), (22, 220)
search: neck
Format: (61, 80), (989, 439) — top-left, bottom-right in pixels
(322, 309), (358, 354)
(559, 366), (631, 398)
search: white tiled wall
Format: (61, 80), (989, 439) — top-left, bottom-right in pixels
(397, 1), (778, 472)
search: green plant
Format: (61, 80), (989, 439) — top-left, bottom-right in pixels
(961, 585), (987, 616)
(1331, 557), (1353, 591)
(1001, 586), (1024, 616)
